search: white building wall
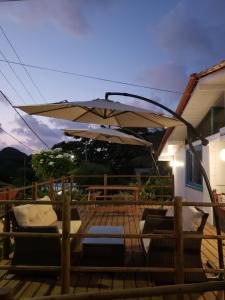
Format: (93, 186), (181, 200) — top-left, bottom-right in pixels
(209, 139), (225, 193)
(173, 145), (185, 198)
(161, 134), (225, 225)
(172, 142), (213, 223)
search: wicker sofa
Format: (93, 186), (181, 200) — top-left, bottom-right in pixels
(9, 196), (81, 274)
(140, 206), (209, 284)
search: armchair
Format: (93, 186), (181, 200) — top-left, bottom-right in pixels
(140, 206), (208, 284)
(9, 196), (82, 275)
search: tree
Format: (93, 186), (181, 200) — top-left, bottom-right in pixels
(32, 148), (76, 180)
(53, 128), (170, 174)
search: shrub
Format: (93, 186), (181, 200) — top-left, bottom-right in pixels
(32, 148), (76, 180)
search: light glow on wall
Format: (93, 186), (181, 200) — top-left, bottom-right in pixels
(169, 160), (184, 168)
(167, 144), (176, 155)
(219, 149), (225, 161)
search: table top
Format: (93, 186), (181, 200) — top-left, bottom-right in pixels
(83, 225), (124, 245)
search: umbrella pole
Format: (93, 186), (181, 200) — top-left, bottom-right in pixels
(148, 146), (160, 176)
(105, 91), (224, 271)
(120, 128), (160, 176)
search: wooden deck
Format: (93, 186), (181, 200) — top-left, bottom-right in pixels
(0, 206), (225, 300)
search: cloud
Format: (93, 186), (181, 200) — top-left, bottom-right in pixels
(150, 0), (225, 67)
(137, 63), (188, 111)
(0, 0), (111, 37)
(49, 118), (89, 130)
(11, 115), (65, 150)
(141, 63), (187, 94)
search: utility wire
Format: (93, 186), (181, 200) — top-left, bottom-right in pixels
(0, 25), (47, 103)
(0, 126), (34, 152)
(0, 58), (188, 95)
(0, 67), (26, 104)
(0, 49), (38, 104)
(0, 90), (49, 148)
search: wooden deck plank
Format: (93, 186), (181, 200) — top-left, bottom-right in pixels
(98, 210), (114, 294)
(0, 208), (224, 300)
(14, 280), (43, 299)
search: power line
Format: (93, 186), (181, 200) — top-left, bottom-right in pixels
(0, 90), (50, 148)
(0, 67), (26, 104)
(0, 25), (47, 103)
(0, 126), (34, 152)
(0, 49), (38, 104)
(0, 58), (187, 95)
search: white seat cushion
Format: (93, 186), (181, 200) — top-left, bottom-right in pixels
(14, 196), (57, 227)
(55, 220), (82, 234)
(165, 206), (202, 231)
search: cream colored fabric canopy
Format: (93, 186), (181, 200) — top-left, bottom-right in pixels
(16, 98), (182, 128)
(64, 127), (152, 147)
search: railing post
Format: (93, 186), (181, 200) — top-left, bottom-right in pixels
(171, 175), (175, 200)
(61, 177), (71, 294)
(174, 196), (184, 300)
(3, 188), (10, 259)
(32, 182), (38, 200)
(49, 177), (55, 201)
(70, 175), (73, 201)
(104, 174), (107, 201)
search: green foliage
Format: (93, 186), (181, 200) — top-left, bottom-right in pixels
(140, 176), (173, 201)
(32, 148), (76, 180)
(53, 129), (170, 175)
(71, 161), (111, 186)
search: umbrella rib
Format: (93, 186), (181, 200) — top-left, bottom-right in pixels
(66, 130), (87, 137)
(103, 110), (164, 128)
(28, 105), (74, 115)
(72, 107), (104, 122)
(117, 136), (126, 144)
(114, 114), (122, 127)
(107, 110), (117, 118)
(131, 111), (165, 127)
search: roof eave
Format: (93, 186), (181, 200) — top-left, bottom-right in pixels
(156, 60), (225, 159)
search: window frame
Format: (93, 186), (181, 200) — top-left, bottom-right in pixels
(185, 145), (203, 191)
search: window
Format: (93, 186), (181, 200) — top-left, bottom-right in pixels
(186, 145), (203, 191)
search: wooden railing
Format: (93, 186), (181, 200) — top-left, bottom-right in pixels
(0, 199), (225, 298)
(0, 174), (174, 203)
(1, 175), (225, 299)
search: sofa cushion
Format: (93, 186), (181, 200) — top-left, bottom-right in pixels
(55, 220), (82, 234)
(165, 206), (202, 231)
(14, 196), (57, 227)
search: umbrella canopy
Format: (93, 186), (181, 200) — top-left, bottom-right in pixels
(64, 127), (152, 147)
(16, 98), (182, 128)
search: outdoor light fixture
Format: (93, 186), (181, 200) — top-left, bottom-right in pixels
(219, 149), (225, 161)
(104, 91), (224, 270)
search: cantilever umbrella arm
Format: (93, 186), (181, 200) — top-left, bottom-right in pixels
(105, 92), (209, 146)
(105, 91), (224, 271)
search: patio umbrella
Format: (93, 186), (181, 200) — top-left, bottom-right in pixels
(16, 98), (182, 128)
(64, 127), (152, 147)
(64, 127), (160, 175)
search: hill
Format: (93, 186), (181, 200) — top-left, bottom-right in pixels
(0, 147), (35, 186)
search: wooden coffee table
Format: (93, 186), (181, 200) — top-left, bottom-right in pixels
(82, 226), (125, 266)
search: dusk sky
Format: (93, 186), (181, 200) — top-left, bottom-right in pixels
(0, 0), (225, 153)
